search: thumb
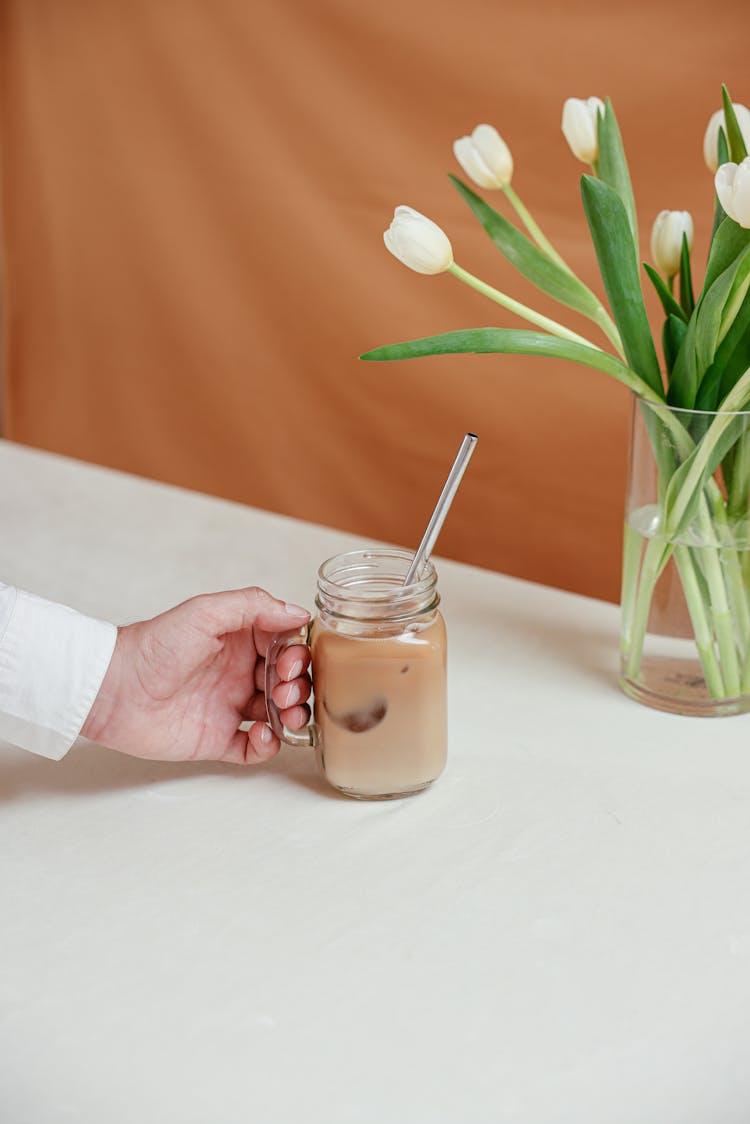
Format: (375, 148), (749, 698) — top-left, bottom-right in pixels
(185, 587), (309, 637)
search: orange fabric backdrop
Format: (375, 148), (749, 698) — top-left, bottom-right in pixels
(1, 0), (748, 601)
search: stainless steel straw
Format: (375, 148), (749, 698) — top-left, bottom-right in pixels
(403, 432), (478, 586)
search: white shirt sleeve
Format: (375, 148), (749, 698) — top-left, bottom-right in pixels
(0, 583), (117, 760)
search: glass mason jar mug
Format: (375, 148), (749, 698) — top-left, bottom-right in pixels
(265, 549), (447, 799)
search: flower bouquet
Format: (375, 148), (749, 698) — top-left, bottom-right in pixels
(362, 88), (750, 716)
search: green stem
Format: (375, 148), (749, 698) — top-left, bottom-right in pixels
(694, 502), (741, 696)
(502, 183), (625, 360)
(449, 263), (596, 348)
(741, 626), (750, 693)
(622, 512), (735, 700)
(624, 536), (671, 679)
(727, 424), (750, 522)
(674, 547), (727, 698)
(710, 491), (750, 655)
(626, 389), (750, 702)
(503, 184), (570, 271)
(619, 520), (643, 659)
(666, 366), (750, 536)
(735, 432), (750, 689)
(719, 537), (750, 656)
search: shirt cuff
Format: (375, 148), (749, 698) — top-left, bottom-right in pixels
(0, 587), (117, 760)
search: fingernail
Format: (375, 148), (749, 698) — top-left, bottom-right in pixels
(285, 683), (301, 706)
(283, 602), (308, 617)
(287, 660), (303, 679)
(259, 724), (273, 744)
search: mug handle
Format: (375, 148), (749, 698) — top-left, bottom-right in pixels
(264, 623), (319, 748)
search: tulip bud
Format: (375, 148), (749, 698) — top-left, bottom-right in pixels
(561, 97), (605, 164)
(650, 210), (694, 278)
(453, 124), (513, 190)
(383, 206), (454, 275)
(715, 159), (750, 229)
(703, 104), (750, 172)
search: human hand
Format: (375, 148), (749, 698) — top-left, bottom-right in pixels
(81, 588), (311, 764)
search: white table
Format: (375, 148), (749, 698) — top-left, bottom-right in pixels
(2, 438), (750, 1124)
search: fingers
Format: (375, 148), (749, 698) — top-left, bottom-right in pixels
(228, 712), (310, 764)
(244, 693), (269, 721)
(245, 694), (310, 730)
(247, 721), (281, 761)
(278, 704), (310, 731)
(272, 674), (312, 711)
(253, 645), (310, 690)
(277, 644), (311, 682)
(253, 655), (311, 709)
(186, 588), (309, 640)
(219, 723), (281, 765)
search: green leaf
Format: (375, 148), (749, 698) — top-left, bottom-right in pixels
(671, 248), (750, 409)
(580, 175), (663, 397)
(719, 250), (750, 342)
(663, 314), (688, 376)
(596, 99), (638, 261)
(710, 128), (730, 243)
(679, 234), (695, 318)
(703, 216), (750, 294)
(722, 85), (749, 163)
(448, 175), (604, 321)
(644, 263), (687, 323)
(694, 361), (724, 412)
(360, 327), (660, 398)
(696, 243), (750, 374)
(665, 364), (750, 536)
(716, 288), (750, 403)
(666, 398), (750, 537)
(667, 314), (699, 407)
(695, 266), (739, 373)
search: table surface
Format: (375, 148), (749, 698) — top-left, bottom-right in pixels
(2, 438), (750, 1124)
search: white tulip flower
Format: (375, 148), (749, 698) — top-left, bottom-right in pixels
(650, 210), (694, 278)
(703, 103), (750, 172)
(561, 97), (605, 164)
(715, 159), (750, 229)
(453, 124), (513, 189)
(383, 206), (454, 275)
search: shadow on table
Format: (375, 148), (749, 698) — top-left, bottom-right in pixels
(0, 738), (341, 805)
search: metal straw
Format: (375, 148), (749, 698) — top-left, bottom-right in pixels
(403, 432), (479, 586)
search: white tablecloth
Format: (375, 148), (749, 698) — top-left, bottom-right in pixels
(1, 439), (749, 1124)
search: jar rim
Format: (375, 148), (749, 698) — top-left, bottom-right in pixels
(317, 548), (437, 604)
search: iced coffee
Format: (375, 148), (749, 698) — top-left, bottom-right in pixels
(265, 548), (449, 800)
(311, 614), (447, 798)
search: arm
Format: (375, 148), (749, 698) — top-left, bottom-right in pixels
(0, 584), (310, 764)
(0, 582), (116, 759)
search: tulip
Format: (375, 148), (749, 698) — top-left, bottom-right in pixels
(715, 159), (750, 229)
(561, 97), (605, 164)
(703, 104), (750, 172)
(453, 124), (513, 189)
(650, 210), (694, 278)
(383, 206), (453, 274)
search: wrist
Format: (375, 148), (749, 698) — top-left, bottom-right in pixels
(81, 626), (125, 744)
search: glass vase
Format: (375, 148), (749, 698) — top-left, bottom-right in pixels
(620, 394), (750, 716)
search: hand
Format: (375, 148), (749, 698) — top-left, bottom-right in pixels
(81, 588), (311, 764)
